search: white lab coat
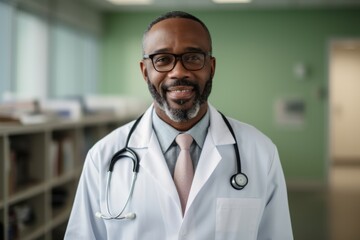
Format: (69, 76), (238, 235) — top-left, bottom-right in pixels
(65, 104), (293, 240)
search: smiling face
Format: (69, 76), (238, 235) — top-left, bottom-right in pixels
(140, 17), (216, 131)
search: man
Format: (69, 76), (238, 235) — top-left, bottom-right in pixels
(65, 11), (293, 239)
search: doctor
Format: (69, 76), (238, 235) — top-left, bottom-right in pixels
(65, 11), (293, 239)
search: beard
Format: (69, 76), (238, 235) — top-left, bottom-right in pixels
(147, 77), (212, 123)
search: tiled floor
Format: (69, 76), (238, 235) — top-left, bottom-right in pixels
(289, 166), (360, 240)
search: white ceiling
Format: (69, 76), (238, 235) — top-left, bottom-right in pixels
(81, 0), (360, 12)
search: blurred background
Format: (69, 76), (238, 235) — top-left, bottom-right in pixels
(1, 0), (360, 239)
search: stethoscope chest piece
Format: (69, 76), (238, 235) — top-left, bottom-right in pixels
(230, 173), (248, 190)
(219, 111), (249, 191)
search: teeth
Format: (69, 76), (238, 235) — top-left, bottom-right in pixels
(173, 90), (190, 92)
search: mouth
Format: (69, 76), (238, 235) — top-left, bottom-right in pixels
(166, 86), (194, 103)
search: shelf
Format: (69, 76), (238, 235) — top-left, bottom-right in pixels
(8, 182), (46, 205)
(50, 180), (77, 228)
(0, 113), (137, 240)
(9, 192), (46, 240)
(8, 132), (47, 199)
(49, 169), (81, 188)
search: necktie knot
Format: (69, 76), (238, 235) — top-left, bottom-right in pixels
(176, 133), (193, 151)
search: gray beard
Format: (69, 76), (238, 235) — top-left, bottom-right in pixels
(147, 78), (212, 123)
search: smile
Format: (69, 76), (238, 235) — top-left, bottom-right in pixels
(167, 86), (194, 101)
(173, 89), (191, 92)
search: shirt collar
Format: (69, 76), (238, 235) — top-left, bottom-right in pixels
(152, 109), (210, 153)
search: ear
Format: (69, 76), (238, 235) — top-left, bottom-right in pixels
(210, 57), (216, 79)
(140, 60), (149, 81)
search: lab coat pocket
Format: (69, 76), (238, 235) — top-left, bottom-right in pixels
(216, 198), (261, 240)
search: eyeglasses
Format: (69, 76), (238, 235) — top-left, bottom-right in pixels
(143, 52), (211, 73)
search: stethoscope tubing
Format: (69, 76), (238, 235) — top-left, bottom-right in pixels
(98, 110), (248, 221)
(105, 172), (137, 219)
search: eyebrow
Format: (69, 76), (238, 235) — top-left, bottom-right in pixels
(148, 47), (207, 56)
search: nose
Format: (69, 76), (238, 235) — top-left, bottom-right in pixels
(168, 57), (190, 78)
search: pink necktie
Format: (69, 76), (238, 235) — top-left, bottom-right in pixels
(174, 133), (194, 215)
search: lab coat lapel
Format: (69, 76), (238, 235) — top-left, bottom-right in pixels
(127, 105), (181, 209)
(140, 133), (180, 207)
(186, 105), (235, 211)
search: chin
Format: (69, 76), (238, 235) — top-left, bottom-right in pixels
(163, 101), (201, 123)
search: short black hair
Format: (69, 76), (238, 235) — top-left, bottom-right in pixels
(142, 11), (212, 53)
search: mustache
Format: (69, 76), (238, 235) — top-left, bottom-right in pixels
(161, 79), (198, 91)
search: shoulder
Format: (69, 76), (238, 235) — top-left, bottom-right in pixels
(208, 105), (277, 162)
(228, 117), (273, 144)
(92, 120), (135, 152)
(226, 116), (276, 154)
(208, 105), (274, 149)
(91, 106), (153, 151)
(219, 115), (280, 175)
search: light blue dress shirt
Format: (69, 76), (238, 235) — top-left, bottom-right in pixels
(152, 109), (210, 176)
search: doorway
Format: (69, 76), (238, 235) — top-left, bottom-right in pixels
(328, 39), (360, 240)
(329, 39), (360, 169)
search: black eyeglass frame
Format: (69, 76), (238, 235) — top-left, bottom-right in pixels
(143, 52), (212, 73)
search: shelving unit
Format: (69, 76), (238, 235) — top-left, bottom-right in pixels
(0, 114), (136, 240)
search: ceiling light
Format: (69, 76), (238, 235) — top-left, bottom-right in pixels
(106, 0), (152, 5)
(213, 0), (251, 3)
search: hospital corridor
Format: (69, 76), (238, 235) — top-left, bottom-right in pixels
(1, 0), (360, 239)
(290, 40), (360, 240)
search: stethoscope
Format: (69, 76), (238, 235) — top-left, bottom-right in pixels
(95, 111), (248, 221)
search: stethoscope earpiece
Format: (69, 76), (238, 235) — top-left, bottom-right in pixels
(230, 173), (248, 190)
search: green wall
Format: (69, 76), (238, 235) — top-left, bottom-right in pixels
(101, 9), (360, 184)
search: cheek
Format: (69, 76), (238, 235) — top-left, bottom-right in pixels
(198, 72), (213, 90)
(147, 72), (166, 91)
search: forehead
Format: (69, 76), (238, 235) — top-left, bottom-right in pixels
(143, 18), (211, 53)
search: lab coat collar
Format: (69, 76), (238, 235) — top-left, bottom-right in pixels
(128, 104), (235, 148)
(207, 104), (236, 146)
(127, 104), (154, 149)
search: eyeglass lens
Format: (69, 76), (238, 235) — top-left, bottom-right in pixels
(151, 52), (206, 72)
